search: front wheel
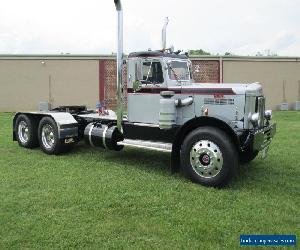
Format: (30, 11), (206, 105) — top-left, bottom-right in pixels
(180, 127), (238, 188)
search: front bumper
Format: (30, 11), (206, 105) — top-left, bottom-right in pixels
(253, 123), (276, 151)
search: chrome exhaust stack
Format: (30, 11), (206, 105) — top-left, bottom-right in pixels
(114, 0), (123, 131)
(161, 17), (169, 51)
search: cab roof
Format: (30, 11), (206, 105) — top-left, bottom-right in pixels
(128, 51), (188, 60)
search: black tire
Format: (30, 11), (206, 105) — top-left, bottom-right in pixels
(15, 114), (39, 148)
(38, 117), (66, 155)
(239, 149), (259, 164)
(180, 127), (238, 188)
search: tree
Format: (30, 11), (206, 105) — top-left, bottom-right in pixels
(224, 52), (234, 56)
(256, 50), (278, 56)
(188, 49), (211, 56)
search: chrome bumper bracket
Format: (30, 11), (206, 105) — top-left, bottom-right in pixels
(253, 123), (276, 152)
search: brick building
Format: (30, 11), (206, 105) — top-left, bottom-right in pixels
(0, 54), (299, 111)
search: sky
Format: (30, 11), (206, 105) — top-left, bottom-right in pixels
(0, 0), (300, 56)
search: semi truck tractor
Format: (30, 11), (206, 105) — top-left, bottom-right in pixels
(12, 0), (276, 187)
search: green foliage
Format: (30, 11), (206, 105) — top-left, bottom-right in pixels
(256, 50), (278, 56)
(0, 112), (299, 249)
(188, 49), (211, 56)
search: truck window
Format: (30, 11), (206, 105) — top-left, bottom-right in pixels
(168, 61), (190, 81)
(142, 61), (164, 84)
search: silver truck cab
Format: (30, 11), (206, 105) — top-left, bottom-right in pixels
(127, 50), (275, 130)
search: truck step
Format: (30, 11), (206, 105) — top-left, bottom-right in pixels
(117, 139), (172, 153)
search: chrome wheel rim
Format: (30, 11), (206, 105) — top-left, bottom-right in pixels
(18, 121), (29, 144)
(41, 124), (55, 149)
(190, 140), (223, 178)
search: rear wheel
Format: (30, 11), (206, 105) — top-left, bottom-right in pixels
(38, 117), (73, 155)
(15, 114), (39, 148)
(180, 127), (238, 188)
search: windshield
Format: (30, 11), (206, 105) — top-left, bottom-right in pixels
(168, 61), (190, 81)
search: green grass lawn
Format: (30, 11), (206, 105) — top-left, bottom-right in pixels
(0, 112), (299, 249)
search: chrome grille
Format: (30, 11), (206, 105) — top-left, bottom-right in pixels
(257, 97), (265, 128)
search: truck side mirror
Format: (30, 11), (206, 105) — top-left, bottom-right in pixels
(133, 80), (141, 92)
(135, 60), (142, 81)
(133, 60), (142, 92)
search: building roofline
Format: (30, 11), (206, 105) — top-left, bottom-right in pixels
(0, 54), (299, 62)
(188, 55), (300, 62)
(0, 54), (116, 60)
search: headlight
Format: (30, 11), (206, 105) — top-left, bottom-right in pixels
(250, 113), (259, 127)
(264, 110), (272, 120)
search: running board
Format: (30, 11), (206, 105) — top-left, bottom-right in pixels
(117, 139), (172, 153)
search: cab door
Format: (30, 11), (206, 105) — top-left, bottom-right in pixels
(127, 58), (165, 124)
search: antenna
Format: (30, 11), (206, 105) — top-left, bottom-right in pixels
(162, 17), (169, 51)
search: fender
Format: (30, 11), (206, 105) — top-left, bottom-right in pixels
(13, 111), (78, 140)
(170, 116), (240, 173)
